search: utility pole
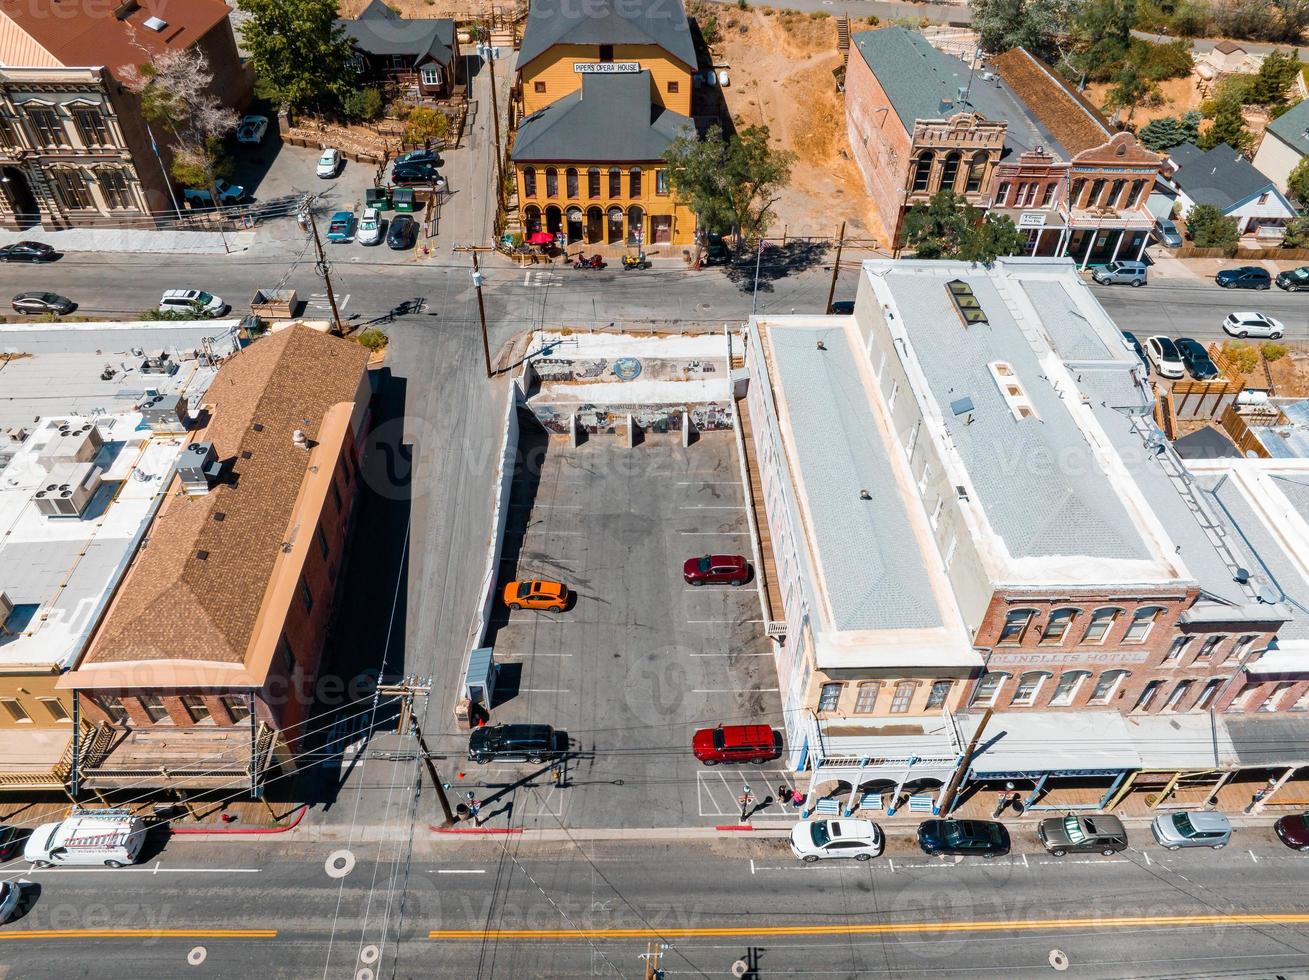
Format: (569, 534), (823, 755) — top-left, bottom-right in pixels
(825, 220), (846, 314)
(472, 252), (493, 378)
(375, 677), (456, 827)
(937, 706), (992, 817)
(477, 34), (504, 209)
(298, 207), (344, 336)
(751, 239), (765, 315)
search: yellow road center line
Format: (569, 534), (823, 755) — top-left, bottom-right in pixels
(0, 929), (277, 940)
(429, 914), (1309, 941)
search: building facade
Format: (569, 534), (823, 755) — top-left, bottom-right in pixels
(1253, 98), (1309, 194)
(338, 0), (459, 101)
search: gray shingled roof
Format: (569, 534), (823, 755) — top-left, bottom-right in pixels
(1168, 142), (1275, 211)
(337, 0), (455, 64)
(519, 0), (697, 70)
(510, 71), (691, 163)
(1265, 98), (1309, 158)
(849, 27), (1065, 156)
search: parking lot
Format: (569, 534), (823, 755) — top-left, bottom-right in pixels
(471, 421), (788, 830)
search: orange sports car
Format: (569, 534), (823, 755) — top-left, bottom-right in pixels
(503, 580), (571, 612)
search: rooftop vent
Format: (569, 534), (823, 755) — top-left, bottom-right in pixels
(292, 429), (308, 450)
(143, 15), (167, 31)
(113, 0), (139, 18)
(945, 280), (988, 327)
(988, 362), (1040, 421)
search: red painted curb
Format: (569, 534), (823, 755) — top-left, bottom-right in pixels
(170, 804), (309, 836)
(432, 825), (523, 835)
(715, 824), (754, 831)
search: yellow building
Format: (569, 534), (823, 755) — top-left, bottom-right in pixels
(512, 0), (699, 249)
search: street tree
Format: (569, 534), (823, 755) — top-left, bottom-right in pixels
(1288, 157), (1309, 205)
(1069, 0), (1137, 80)
(662, 123), (794, 244)
(238, 0), (355, 113)
(1185, 204), (1240, 249)
(971, 0), (1076, 61)
(902, 190), (1025, 263)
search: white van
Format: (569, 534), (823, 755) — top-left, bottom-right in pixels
(24, 810), (147, 868)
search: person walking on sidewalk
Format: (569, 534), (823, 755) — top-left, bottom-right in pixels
(776, 784), (793, 806)
(465, 792), (483, 824)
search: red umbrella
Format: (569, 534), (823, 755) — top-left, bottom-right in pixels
(527, 232), (554, 245)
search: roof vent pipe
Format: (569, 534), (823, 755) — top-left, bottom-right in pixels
(292, 429), (308, 450)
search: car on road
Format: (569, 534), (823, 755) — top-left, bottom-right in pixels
(1273, 812), (1309, 851)
(1151, 810), (1232, 850)
(1121, 331), (1150, 372)
(683, 553), (749, 586)
(1147, 335), (1186, 379)
(917, 818), (1010, 858)
(467, 724), (558, 764)
(24, 811), (147, 868)
(182, 178), (244, 205)
(158, 289), (228, 317)
(703, 238), (730, 266)
(0, 825), (24, 862)
(386, 214), (417, 250)
(11, 291), (75, 315)
(790, 819), (883, 863)
(0, 241), (57, 263)
(1276, 266), (1309, 291)
(503, 580), (570, 612)
(692, 724), (781, 766)
(325, 210), (354, 243)
(316, 147), (342, 178)
(1216, 266), (1271, 289)
(1037, 813), (1128, 856)
(1154, 218), (1182, 248)
(1222, 311), (1284, 339)
(1091, 259), (1148, 287)
(394, 148), (443, 168)
(357, 207), (383, 246)
(0, 882), (20, 924)
(235, 114), (269, 144)
(392, 162), (444, 186)
(1176, 337), (1220, 380)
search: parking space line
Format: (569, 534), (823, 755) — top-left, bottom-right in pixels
(508, 503), (583, 509)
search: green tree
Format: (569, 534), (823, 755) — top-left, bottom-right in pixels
(1288, 157), (1309, 205)
(1069, 0), (1137, 80)
(971, 0), (1075, 60)
(342, 87), (384, 121)
(1185, 203), (1240, 248)
(1198, 101), (1253, 154)
(1249, 49), (1302, 108)
(402, 106), (450, 144)
(1281, 213), (1309, 244)
(901, 190), (1025, 263)
(1138, 110), (1201, 151)
(238, 0), (355, 113)
(663, 123), (794, 242)
(1104, 63), (1159, 121)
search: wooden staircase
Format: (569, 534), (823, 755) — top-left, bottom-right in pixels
(837, 15), (851, 65)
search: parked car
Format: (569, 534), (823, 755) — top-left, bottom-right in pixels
(25, 811), (147, 868)
(394, 148), (443, 168)
(325, 210), (355, 243)
(182, 178), (244, 205)
(1091, 260), (1148, 287)
(0, 241), (57, 263)
(1276, 266), (1309, 291)
(158, 289), (228, 317)
(692, 724), (781, 765)
(0, 824), (24, 861)
(357, 207), (383, 246)
(467, 724), (558, 764)
(829, 300), (855, 315)
(1217, 266), (1271, 289)
(683, 553), (749, 586)
(1151, 810), (1232, 850)
(703, 234), (730, 265)
(235, 114), (269, 144)
(316, 147), (343, 178)
(1273, 812), (1309, 851)
(392, 163), (444, 186)
(1121, 330), (1150, 372)
(1037, 813), (1128, 856)
(11, 291), (75, 315)
(1147, 335), (1186, 379)
(503, 580), (570, 612)
(0, 881), (20, 924)
(790, 819), (883, 863)
(386, 214), (417, 250)
(1176, 337), (1220, 380)
(1154, 218), (1182, 248)
(1222, 311), (1284, 339)
(917, 818), (1010, 858)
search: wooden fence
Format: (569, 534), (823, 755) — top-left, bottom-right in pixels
(1155, 390), (1178, 440)
(1176, 245), (1309, 260)
(1220, 404), (1273, 458)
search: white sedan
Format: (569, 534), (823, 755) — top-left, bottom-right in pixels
(1222, 311), (1285, 339)
(316, 147), (342, 179)
(1146, 335), (1185, 379)
(236, 114), (269, 144)
(357, 207), (383, 246)
(789, 818), (883, 863)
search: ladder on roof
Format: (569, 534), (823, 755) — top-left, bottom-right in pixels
(837, 16), (851, 64)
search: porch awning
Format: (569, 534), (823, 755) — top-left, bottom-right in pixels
(1225, 715), (1309, 768)
(960, 711), (1140, 775)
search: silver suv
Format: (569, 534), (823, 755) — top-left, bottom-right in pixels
(158, 289), (228, 317)
(1151, 810), (1232, 850)
(1092, 260), (1148, 287)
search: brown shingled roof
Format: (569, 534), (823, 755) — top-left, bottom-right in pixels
(990, 48), (1114, 156)
(84, 326), (369, 667)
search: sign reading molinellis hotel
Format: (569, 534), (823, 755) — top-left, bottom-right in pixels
(574, 62), (641, 73)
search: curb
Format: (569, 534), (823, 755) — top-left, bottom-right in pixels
(715, 824), (754, 832)
(432, 825), (523, 835)
(169, 804), (309, 836)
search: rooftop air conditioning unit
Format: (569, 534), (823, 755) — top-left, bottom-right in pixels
(37, 420), (103, 469)
(177, 441), (220, 494)
(138, 392), (190, 432)
(33, 461), (101, 518)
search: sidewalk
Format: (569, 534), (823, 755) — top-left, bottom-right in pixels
(1144, 244), (1308, 282)
(0, 225), (256, 255)
(0, 797), (305, 833)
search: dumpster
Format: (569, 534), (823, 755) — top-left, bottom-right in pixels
(250, 288), (298, 319)
(392, 187), (416, 213)
(366, 186), (390, 211)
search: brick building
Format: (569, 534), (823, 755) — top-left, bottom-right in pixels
(61, 326), (371, 796)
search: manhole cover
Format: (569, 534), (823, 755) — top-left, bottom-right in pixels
(1049, 949), (1069, 971)
(187, 947), (207, 966)
(360, 945), (380, 965)
(613, 357), (642, 381)
(325, 849), (356, 879)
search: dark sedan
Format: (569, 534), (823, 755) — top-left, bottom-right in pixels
(0, 241), (57, 263)
(1216, 266), (1271, 289)
(917, 818), (1010, 858)
(11, 291), (75, 315)
(394, 148), (443, 168)
(1276, 266), (1309, 291)
(1176, 337), (1220, 380)
(386, 214), (417, 250)
(1274, 812), (1309, 851)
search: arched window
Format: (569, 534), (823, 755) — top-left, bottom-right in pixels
(965, 152), (986, 193)
(818, 682), (843, 712)
(1040, 608), (1078, 645)
(1049, 670), (1091, 706)
(971, 671), (1010, 707)
(1082, 607), (1121, 643)
(629, 166), (642, 197)
(926, 679), (953, 709)
(522, 167), (537, 198)
(523, 204), (541, 233)
(1011, 671), (1052, 706)
(889, 681), (917, 713)
(854, 682), (880, 713)
(911, 151), (932, 192)
(1088, 669), (1131, 704)
(998, 608), (1036, 645)
(608, 167), (622, 198)
(626, 204), (644, 245)
(566, 167), (578, 198)
(1133, 679), (1165, 712)
(587, 167), (600, 198)
(1195, 677), (1225, 710)
(1124, 606), (1164, 643)
(938, 151), (962, 191)
(545, 167), (558, 197)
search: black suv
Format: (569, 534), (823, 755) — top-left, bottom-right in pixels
(917, 818), (1010, 857)
(1216, 266), (1271, 289)
(392, 163), (444, 186)
(1176, 337), (1219, 380)
(467, 724), (557, 764)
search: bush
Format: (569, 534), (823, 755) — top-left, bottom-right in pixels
(1136, 38), (1194, 82)
(1222, 340), (1259, 373)
(700, 14), (720, 43)
(1282, 214), (1309, 246)
(1262, 341), (1289, 362)
(402, 105), (450, 144)
(356, 328), (388, 352)
(342, 87), (384, 121)
(1185, 204), (1240, 249)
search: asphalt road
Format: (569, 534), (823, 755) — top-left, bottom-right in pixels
(1094, 278), (1309, 343)
(1, 834), (1309, 978)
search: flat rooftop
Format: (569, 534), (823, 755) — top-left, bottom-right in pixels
(0, 321), (233, 670)
(752, 315), (977, 669)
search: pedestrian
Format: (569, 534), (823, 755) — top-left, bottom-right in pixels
(791, 792), (805, 809)
(776, 784), (792, 806)
(465, 791), (482, 823)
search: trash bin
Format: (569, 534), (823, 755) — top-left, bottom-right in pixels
(392, 187), (416, 213)
(366, 187), (390, 211)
